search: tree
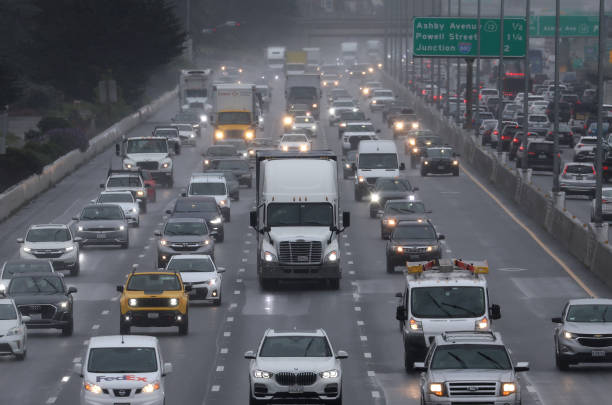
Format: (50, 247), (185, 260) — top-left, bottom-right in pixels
(26, 0), (185, 104)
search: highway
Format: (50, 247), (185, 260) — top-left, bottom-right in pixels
(0, 70), (611, 405)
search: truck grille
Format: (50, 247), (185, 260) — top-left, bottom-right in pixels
(275, 372), (317, 386)
(366, 177), (377, 185)
(578, 337), (612, 347)
(135, 298), (173, 307)
(136, 161), (159, 170)
(448, 382), (497, 397)
(170, 242), (202, 251)
(279, 241), (322, 264)
(113, 389), (131, 397)
(18, 304), (57, 319)
(32, 249), (64, 258)
(401, 246), (429, 253)
(225, 130), (243, 139)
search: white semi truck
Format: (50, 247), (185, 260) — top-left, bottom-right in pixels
(249, 151), (350, 290)
(178, 69), (211, 110)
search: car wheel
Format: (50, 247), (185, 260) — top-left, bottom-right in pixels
(15, 349), (26, 361)
(121, 241), (129, 249)
(516, 160), (521, 169)
(555, 351), (569, 371)
(369, 208), (377, 218)
(216, 232), (224, 243)
(167, 178), (174, 188)
(420, 170), (426, 177)
(178, 314), (189, 335)
(134, 218), (140, 228)
(404, 349), (414, 372)
(354, 189), (362, 202)
(453, 169), (459, 177)
(214, 294), (222, 306)
(224, 211), (230, 223)
(329, 279), (340, 290)
(119, 321), (130, 335)
(70, 261), (80, 277)
(141, 202), (147, 214)
(260, 278), (276, 290)
(61, 318), (74, 337)
(248, 180), (252, 189)
(386, 257), (395, 273)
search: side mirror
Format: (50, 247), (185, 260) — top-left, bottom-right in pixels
(551, 317), (563, 323)
(115, 144), (120, 156)
(181, 192), (187, 197)
(99, 184), (105, 189)
(489, 304), (501, 320)
(412, 187), (419, 191)
(413, 362), (427, 372)
(399, 162), (406, 170)
(336, 350), (349, 359)
(165, 209), (172, 215)
(16, 238), (24, 244)
(250, 211), (258, 228)
(514, 362), (530, 372)
(438, 234), (445, 240)
(184, 285), (192, 292)
(425, 210), (433, 214)
(67, 286), (77, 294)
(395, 292), (403, 298)
(351, 163), (357, 170)
(396, 305), (407, 321)
(163, 362), (173, 376)
(73, 237), (82, 243)
(217, 269), (226, 273)
(154, 230), (162, 237)
(21, 315), (31, 323)
(116, 285), (124, 293)
(342, 211), (350, 228)
(174, 144), (180, 154)
(244, 350), (256, 360)
(376, 129), (381, 133)
(144, 183), (151, 188)
(73, 363), (83, 377)
(72, 216), (80, 221)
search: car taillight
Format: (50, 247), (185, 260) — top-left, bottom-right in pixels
(513, 138), (520, 143)
(493, 130), (498, 135)
(604, 166), (609, 171)
(422, 90), (426, 95)
(519, 146), (525, 151)
(528, 152), (536, 155)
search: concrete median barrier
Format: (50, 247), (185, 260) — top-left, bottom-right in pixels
(0, 88), (177, 223)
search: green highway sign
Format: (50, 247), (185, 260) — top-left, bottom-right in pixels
(530, 16), (598, 37)
(413, 17), (526, 58)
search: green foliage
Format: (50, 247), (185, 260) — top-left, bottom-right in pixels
(37, 117), (70, 133)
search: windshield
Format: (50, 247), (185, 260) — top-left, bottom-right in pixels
(358, 153), (398, 169)
(331, 90), (350, 98)
(2, 262), (52, 278)
(167, 258), (215, 273)
(207, 146), (236, 156)
(530, 115), (548, 122)
(294, 116), (313, 124)
(98, 193), (133, 203)
(289, 87), (317, 100)
(185, 89), (207, 98)
(81, 206), (124, 220)
(385, 201), (425, 214)
(565, 165), (594, 174)
(259, 336), (332, 357)
(374, 90), (393, 97)
(127, 274), (181, 291)
(189, 182), (226, 196)
(603, 189), (612, 198)
(412, 287), (486, 318)
(164, 221), (207, 236)
(217, 112), (251, 125)
(175, 200), (217, 212)
(581, 138), (598, 144)
(88, 347), (157, 373)
(282, 135), (308, 143)
(267, 203), (333, 227)
(212, 160), (249, 170)
(107, 176), (142, 188)
(340, 112), (366, 121)
(126, 139), (168, 154)
(376, 179), (411, 191)
(219, 140), (247, 149)
(8, 275), (63, 294)
(346, 124), (374, 132)
(567, 304), (612, 322)
(0, 304), (17, 320)
(154, 129), (177, 138)
(175, 125), (193, 131)
(431, 345), (511, 370)
(26, 228), (70, 242)
(392, 224), (436, 239)
(334, 101), (354, 108)
(425, 148), (454, 158)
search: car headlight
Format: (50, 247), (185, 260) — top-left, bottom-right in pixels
(312, 103), (318, 108)
(169, 298), (178, 306)
(453, 160), (459, 165)
(242, 152), (248, 157)
(370, 193), (380, 203)
(412, 122), (419, 129)
(136, 190), (145, 197)
(363, 88), (370, 95)
(118, 225), (125, 231)
(249, 149), (255, 156)
(203, 239), (211, 245)
(383, 218), (397, 226)
(219, 199), (227, 206)
(161, 162), (170, 169)
(208, 278), (217, 286)
(429, 382), (444, 396)
(282, 145), (289, 151)
(395, 122), (405, 130)
(23, 246), (31, 253)
(6, 327), (20, 336)
(190, 133), (196, 138)
(77, 226), (84, 232)
(125, 163), (133, 169)
(141, 382), (160, 393)
(160, 239), (167, 246)
(426, 246), (434, 252)
(475, 317), (489, 330)
(211, 216), (222, 224)
(59, 301), (69, 309)
(413, 147), (419, 153)
(345, 163), (351, 168)
(320, 369), (339, 379)
(245, 131), (254, 139)
(129, 298), (138, 307)
(311, 125), (317, 130)
(563, 330), (575, 339)
(325, 251), (338, 262)
(84, 382), (103, 394)
(329, 108), (335, 115)
(200, 115), (207, 122)
(409, 138), (416, 146)
(424, 161), (429, 165)
(299, 144), (308, 152)
(264, 251), (277, 262)
(340, 122), (346, 127)
(254, 370), (273, 379)
(204, 159), (210, 165)
(215, 130), (224, 139)
(358, 176), (365, 183)
(502, 382), (516, 396)
(283, 116), (293, 126)
(409, 318), (422, 331)
(372, 99), (377, 104)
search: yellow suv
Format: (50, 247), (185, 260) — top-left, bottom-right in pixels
(116, 271), (191, 335)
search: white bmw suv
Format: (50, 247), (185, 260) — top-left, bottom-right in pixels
(244, 329), (347, 405)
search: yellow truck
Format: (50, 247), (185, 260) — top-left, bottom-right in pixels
(211, 83), (257, 143)
(285, 51), (307, 74)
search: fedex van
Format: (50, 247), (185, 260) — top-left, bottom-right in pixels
(354, 140), (405, 201)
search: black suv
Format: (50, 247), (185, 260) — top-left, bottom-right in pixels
(7, 273), (77, 336)
(420, 147), (460, 176)
(385, 220), (444, 273)
(516, 139), (556, 171)
(368, 178), (418, 218)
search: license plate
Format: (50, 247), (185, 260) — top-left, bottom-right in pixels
(289, 385), (304, 394)
(437, 165), (445, 170)
(114, 403), (130, 405)
(96, 233), (106, 239)
(576, 175), (584, 180)
(592, 350), (605, 357)
(147, 312), (159, 319)
(297, 255), (309, 262)
(409, 254), (420, 260)
(538, 154), (547, 159)
(29, 313), (42, 320)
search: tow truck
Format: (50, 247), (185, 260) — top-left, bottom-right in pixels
(395, 258), (501, 371)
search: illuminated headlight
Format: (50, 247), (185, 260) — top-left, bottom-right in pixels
(352, 107), (358, 112)
(282, 145), (289, 151)
(125, 163), (133, 169)
(254, 370), (273, 379)
(221, 65), (226, 70)
(384, 218), (397, 226)
(429, 383), (444, 397)
(320, 369), (339, 378)
(211, 216), (222, 224)
(84, 382), (103, 394)
(238, 68), (243, 73)
(190, 134), (195, 138)
(204, 159), (210, 165)
(215, 131), (224, 139)
(340, 122), (346, 127)
(452, 160), (459, 165)
(283, 116), (293, 126)
(395, 246), (403, 253)
(368, 67), (374, 73)
(370, 193), (380, 203)
(502, 383), (517, 396)
(409, 195), (416, 201)
(118, 225), (125, 231)
(323, 81), (328, 86)
(264, 251), (277, 262)
(362, 88), (370, 95)
(345, 163), (351, 168)
(128, 298), (138, 307)
(204, 239), (211, 245)
(249, 149), (255, 156)
(208, 278), (216, 286)
(245, 131), (254, 139)
(200, 115), (207, 122)
(161, 162), (170, 169)
(329, 108), (335, 115)
(292, 125), (297, 129)
(334, 81), (339, 86)
(142, 382), (161, 393)
(64, 246), (74, 252)
(299, 144), (308, 152)
(563, 330), (575, 339)
(312, 103), (318, 108)
(372, 100), (377, 104)
(395, 122), (405, 130)
(169, 298), (179, 306)
(378, 63), (383, 68)
(136, 190), (145, 197)
(409, 318), (422, 331)
(311, 125), (317, 130)
(77, 226), (84, 232)
(412, 122), (419, 129)
(59, 301), (69, 309)
(409, 139), (416, 146)
(424, 161), (429, 165)
(274, 75), (279, 80)
(325, 251), (338, 262)
(358, 176), (365, 183)
(475, 317), (489, 330)
(219, 199), (227, 206)
(242, 152), (248, 158)
(413, 147), (419, 153)
(160, 239), (167, 246)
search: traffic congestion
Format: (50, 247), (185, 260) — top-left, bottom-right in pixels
(2, 22), (612, 405)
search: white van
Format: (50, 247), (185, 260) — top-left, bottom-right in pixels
(354, 140), (405, 201)
(75, 335), (173, 405)
(186, 173), (230, 221)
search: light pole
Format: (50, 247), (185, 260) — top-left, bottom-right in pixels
(496, 0), (505, 154)
(474, 0), (481, 138)
(455, 0), (462, 122)
(521, 0), (531, 171)
(446, 0), (451, 116)
(594, 0), (606, 224)
(552, 0), (561, 192)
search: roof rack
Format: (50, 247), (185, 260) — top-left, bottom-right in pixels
(406, 258), (489, 277)
(441, 330), (497, 343)
(107, 168), (143, 177)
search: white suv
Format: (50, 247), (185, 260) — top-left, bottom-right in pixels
(95, 191), (140, 226)
(75, 335), (173, 405)
(17, 224), (81, 276)
(244, 329), (348, 405)
(0, 297), (29, 360)
(186, 173), (230, 221)
(166, 255), (224, 305)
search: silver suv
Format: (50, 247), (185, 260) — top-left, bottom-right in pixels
(17, 224), (81, 276)
(244, 329), (348, 404)
(414, 331), (529, 405)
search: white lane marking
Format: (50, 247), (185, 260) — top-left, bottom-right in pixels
(224, 332), (231, 337)
(350, 281), (357, 286)
(73, 357), (81, 363)
(216, 366), (224, 372)
(138, 254), (145, 258)
(83, 340), (89, 346)
(342, 234), (348, 238)
(238, 268), (245, 273)
(241, 258), (247, 262)
(236, 278), (243, 283)
(229, 303), (237, 309)
(360, 335), (368, 341)
(498, 267), (528, 272)
(234, 290), (241, 295)
(367, 370), (376, 377)
(101, 310), (109, 315)
(157, 222), (163, 226)
(92, 324), (100, 330)
(61, 376), (70, 383)
(348, 261), (354, 265)
(148, 237), (155, 241)
(357, 320), (365, 326)
(445, 249), (452, 253)
(220, 348), (228, 354)
(245, 240), (251, 244)
(46, 397), (57, 404)
(346, 252), (352, 256)
(526, 385), (536, 393)
(111, 296), (119, 301)
(344, 242), (350, 246)
(349, 270), (355, 275)
(243, 249), (250, 253)
(371, 391), (380, 399)
(364, 352), (372, 358)
(227, 317), (234, 322)
(354, 306), (361, 312)
(211, 385), (220, 392)
(144, 245), (150, 250)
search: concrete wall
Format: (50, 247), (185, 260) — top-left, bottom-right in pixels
(0, 89), (177, 223)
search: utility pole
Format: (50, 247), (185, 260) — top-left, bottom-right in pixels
(496, 0), (505, 153)
(521, 0), (531, 170)
(594, 0), (606, 224)
(446, 0), (450, 116)
(455, 0), (462, 122)
(474, 0), (481, 137)
(552, 0), (561, 192)
(384, 0), (389, 72)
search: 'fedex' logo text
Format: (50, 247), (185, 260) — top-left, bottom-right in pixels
(96, 375), (148, 383)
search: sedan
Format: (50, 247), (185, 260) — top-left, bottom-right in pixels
(0, 297), (29, 360)
(95, 190), (140, 226)
(292, 115), (318, 137)
(154, 218), (215, 268)
(368, 178), (418, 218)
(573, 136), (597, 161)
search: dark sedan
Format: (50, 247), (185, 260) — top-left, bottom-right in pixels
(385, 220), (444, 273)
(420, 147), (460, 176)
(368, 178), (418, 218)
(380, 200), (430, 239)
(166, 196), (225, 242)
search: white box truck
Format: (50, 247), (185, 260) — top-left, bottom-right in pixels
(266, 46), (286, 71)
(341, 42), (358, 66)
(179, 69), (211, 110)
(211, 83), (257, 143)
(303, 47), (321, 70)
(249, 151), (350, 290)
(285, 73), (322, 118)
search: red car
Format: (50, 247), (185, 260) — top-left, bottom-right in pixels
(142, 171), (157, 202)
